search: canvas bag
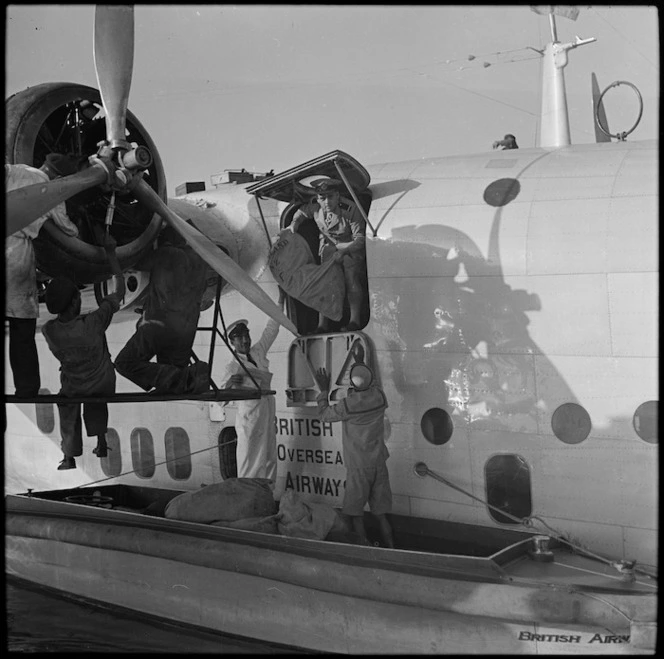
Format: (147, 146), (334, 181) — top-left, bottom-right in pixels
(164, 478), (275, 523)
(276, 488), (341, 540)
(268, 230), (345, 321)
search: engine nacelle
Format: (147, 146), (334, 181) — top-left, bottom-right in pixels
(6, 83), (167, 284)
(7, 82), (284, 315)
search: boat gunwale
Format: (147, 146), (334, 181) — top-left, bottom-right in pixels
(6, 491), (656, 598)
(7, 498), (509, 583)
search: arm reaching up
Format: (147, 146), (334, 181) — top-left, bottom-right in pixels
(103, 232), (126, 301)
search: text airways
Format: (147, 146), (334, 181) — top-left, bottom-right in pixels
(285, 472), (344, 497)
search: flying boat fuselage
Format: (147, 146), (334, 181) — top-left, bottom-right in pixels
(6, 138), (657, 571)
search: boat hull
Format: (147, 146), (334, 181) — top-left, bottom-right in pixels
(6, 488), (656, 654)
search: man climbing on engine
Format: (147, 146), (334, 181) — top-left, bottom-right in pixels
(289, 178), (366, 332)
(114, 224), (210, 395)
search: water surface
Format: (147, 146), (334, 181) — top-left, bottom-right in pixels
(7, 578), (306, 653)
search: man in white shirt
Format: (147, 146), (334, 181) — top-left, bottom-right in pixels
(223, 290), (284, 482)
(5, 154), (81, 397)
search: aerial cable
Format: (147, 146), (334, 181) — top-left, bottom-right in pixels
(153, 47), (541, 100)
(411, 69), (539, 118)
(590, 7), (658, 72)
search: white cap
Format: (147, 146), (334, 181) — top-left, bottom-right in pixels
(350, 363), (373, 390)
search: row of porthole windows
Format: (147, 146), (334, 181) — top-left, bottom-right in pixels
(34, 393), (658, 449)
(99, 427), (194, 480)
(99, 427), (239, 481)
(33, 393), (231, 481)
(420, 400), (659, 446)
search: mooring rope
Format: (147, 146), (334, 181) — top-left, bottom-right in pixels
(418, 463), (657, 580)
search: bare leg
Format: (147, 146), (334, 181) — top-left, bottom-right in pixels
(351, 515), (370, 545)
(376, 514), (394, 548)
(342, 255), (366, 331)
(316, 312), (331, 333)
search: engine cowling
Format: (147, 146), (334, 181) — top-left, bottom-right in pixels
(6, 82), (166, 284)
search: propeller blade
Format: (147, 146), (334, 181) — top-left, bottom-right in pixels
(6, 166), (108, 237)
(132, 179), (298, 335)
(94, 5), (134, 147)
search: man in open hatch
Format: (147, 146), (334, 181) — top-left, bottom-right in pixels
(115, 224), (210, 395)
(314, 363), (394, 548)
(289, 178), (366, 332)
(42, 234), (125, 471)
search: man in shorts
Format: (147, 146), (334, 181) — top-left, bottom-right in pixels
(314, 363), (394, 547)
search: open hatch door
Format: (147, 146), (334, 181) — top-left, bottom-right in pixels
(246, 150), (371, 203)
(249, 151), (373, 336)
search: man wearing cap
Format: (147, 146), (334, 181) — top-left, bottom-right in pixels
(289, 178), (366, 332)
(114, 224), (211, 395)
(492, 134), (518, 150)
(314, 363), (394, 548)
(41, 237), (125, 470)
(5, 154), (82, 397)
(223, 289), (285, 482)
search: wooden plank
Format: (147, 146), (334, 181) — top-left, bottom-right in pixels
(4, 388), (275, 404)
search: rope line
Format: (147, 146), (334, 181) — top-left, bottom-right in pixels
(420, 465), (656, 580)
(75, 438), (237, 489)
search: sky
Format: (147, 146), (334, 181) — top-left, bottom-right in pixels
(6, 5), (659, 195)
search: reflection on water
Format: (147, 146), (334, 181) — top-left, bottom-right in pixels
(6, 578), (306, 654)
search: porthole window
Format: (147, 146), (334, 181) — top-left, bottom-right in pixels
(165, 427), (192, 480)
(130, 427), (155, 479)
(633, 401), (658, 444)
(218, 427), (238, 479)
(35, 387), (55, 434)
(551, 403), (591, 444)
(100, 428), (122, 478)
(485, 454), (532, 524)
(421, 408), (453, 445)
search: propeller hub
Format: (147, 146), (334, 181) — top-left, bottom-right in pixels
(122, 145), (153, 171)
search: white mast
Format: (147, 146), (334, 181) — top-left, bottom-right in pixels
(538, 10), (595, 147)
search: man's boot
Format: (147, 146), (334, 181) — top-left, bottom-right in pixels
(185, 362), (210, 394)
(57, 455), (76, 470)
(152, 364), (189, 394)
(93, 434), (108, 458)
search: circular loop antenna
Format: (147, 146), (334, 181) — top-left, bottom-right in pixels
(595, 80), (643, 141)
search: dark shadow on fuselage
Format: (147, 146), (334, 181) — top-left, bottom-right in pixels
(367, 168), (577, 435)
